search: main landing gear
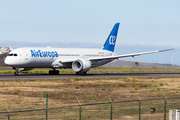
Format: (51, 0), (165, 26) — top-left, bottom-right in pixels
(49, 69), (59, 75)
(76, 72), (86, 75)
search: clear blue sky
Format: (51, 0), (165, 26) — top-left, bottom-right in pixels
(0, 1), (180, 65)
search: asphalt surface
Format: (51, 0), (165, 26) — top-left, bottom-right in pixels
(0, 72), (180, 81)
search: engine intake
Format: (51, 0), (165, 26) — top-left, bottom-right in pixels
(72, 59), (91, 72)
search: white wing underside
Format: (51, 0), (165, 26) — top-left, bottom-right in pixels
(59, 48), (174, 63)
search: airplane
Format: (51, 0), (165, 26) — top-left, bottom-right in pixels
(4, 23), (173, 75)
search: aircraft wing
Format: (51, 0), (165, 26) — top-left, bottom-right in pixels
(57, 48), (174, 64)
(89, 48), (174, 61)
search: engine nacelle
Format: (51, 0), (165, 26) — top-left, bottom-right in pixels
(13, 67), (33, 71)
(72, 59), (91, 72)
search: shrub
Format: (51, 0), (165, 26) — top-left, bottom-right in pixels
(75, 86), (79, 89)
(134, 86), (139, 90)
(115, 83), (119, 87)
(153, 83), (158, 87)
(160, 83), (164, 86)
(149, 89), (155, 92)
(88, 95), (96, 100)
(157, 88), (160, 91)
(120, 83), (126, 86)
(78, 83), (84, 87)
(130, 90), (136, 93)
(14, 88), (21, 94)
(132, 83), (137, 87)
(140, 83), (151, 87)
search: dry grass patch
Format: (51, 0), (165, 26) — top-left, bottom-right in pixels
(0, 77), (179, 112)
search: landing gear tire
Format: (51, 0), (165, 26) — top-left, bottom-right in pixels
(56, 70), (59, 75)
(49, 70), (52, 75)
(76, 72), (87, 75)
(49, 70), (59, 75)
(14, 71), (19, 75)
(14, 68), (19, 76)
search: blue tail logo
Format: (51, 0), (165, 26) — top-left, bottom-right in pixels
(102, 23), (120, 52)
(109, 36), (116, 45)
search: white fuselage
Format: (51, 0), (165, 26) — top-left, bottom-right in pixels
(5, 47), (116, 69)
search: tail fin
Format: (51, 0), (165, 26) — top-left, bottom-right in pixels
(102, 23), (120, 52)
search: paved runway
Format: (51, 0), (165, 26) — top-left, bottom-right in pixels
(0, 72), (180, 81)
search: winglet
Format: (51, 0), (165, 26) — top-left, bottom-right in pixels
(159, 48), (174, 52)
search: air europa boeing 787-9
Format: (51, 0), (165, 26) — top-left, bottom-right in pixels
(5, 23), (173, 75)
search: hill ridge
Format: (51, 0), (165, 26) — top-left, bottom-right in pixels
(102, 60), (180, 69)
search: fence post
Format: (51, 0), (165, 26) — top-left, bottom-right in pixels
(139, 100), (141, 120)
(164, 99), (166, 120)
(76, 97), (82, 120)
(79, 106), (81, 120)
(46, 94), (48, 120)
(110, 104), (112, 120)
(6, 104), (10, 120)
(108, 95), (113, 120)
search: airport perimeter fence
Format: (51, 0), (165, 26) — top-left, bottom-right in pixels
(0, 94), (180, 120)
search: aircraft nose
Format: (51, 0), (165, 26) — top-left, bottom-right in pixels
(4, 57), (14, 66)
(4, 57), (10, 65)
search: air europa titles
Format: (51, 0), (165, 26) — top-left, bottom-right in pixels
(30, 50), (58, 59)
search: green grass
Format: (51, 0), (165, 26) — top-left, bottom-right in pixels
(139, 83), (151, 87)
(1, 68), (180, 74)
(130, 89), (137, 93)
(87, 95), (96, 100)
(149, 89), (156, 92)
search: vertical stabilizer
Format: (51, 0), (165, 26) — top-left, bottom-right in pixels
(102, 23), (120, 52)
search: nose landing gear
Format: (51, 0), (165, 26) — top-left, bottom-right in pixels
(14, 68), (19, 75)
(49, 69), (59, 75)
(14, 71), (19, 75)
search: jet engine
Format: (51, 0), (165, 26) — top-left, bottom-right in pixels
(13, 67), (33, 71)
(72, 59), (91, 73)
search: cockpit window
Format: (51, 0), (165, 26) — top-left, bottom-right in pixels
(7, 53), (18, 57)
(8, 54), (13, 56)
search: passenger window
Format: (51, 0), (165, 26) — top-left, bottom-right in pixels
(14, 54), (18, 56)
